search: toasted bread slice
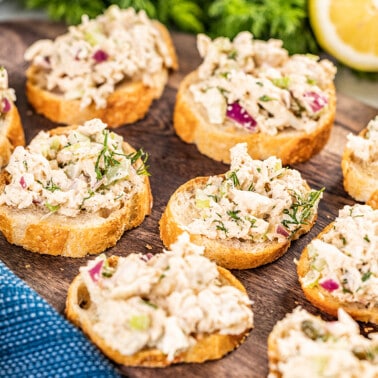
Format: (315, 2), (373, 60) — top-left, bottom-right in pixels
(0, 104), (25, 168)
(367, 190), (378, 210)
(160, 143), (322, 269)
(268, 307), (378, 377)
(342, 120), (378, 203)
(297, 204), (378, 323)
(25, 8), (178, 128)
(66, 236), (253, 366)
(174, 70), (336, 165)
(0, 121), (152, 257)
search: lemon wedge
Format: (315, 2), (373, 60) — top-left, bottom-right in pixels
(309, 0), (378, 71)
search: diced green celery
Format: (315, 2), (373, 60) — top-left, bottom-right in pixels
(84, 27), (104, 46)
(128, 314), (150, 331)
(50, 136), (61, 151)
(68, 131), (90, 145)
(45, 203), (60, 212)
(272, 76), (290, 89)
(105, 160), (129, 183)
(195, 198), (210, 209)
(274, 160), (282, 171)
(312, 257), (326, 272)
(302, 270), (320, 288)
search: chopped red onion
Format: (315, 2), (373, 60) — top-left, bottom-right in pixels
(92, 49), (108, 63)
(320, 279), (339, 292)
(88, 259), (104, 282)
(19, 176), (27, 189)
(1, 97), (11, 113)
(276, 224), (290, 238)
(304, 91), (328, 113)
(140, 253), (154, 262)
(226, 102), (257, 131)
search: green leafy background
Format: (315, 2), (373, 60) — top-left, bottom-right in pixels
(20, 0), (319, 54)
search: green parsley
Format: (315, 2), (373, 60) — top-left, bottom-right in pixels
(20, 0), (319, 54)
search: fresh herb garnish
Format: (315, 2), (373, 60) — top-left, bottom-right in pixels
(126, 149), (150, 176)
(95, 130), (150, 181)
(141, 299), (158, 309)
(227, 209), (241, 222)
(281, 188), (324, 235)
(213, 219), (228, 236)
(44, 178), (61, 192)
(95, 129), (120, 180)
(227, 171), (240, 187)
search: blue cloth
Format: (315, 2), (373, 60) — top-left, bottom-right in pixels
(0, 260), (121, 378)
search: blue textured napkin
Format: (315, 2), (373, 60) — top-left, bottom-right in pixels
(0, 260), (121, 378)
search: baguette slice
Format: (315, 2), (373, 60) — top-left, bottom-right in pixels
(66, 237), (253, 367)
(342, 121), (378, 203)
(0, 103), (25, 168)
(0, 122), (152, 257)
(297, 204), (378, 323)
(173, 32), (336, 166)
(367, 190), (378, 210)
(174, 70), (336, 165)
(25, 10), (178, 128)
(160, 143), (321, 270)
(268, 307), (378, 377)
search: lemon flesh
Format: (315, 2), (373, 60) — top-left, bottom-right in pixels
(309, 0), (378, 71)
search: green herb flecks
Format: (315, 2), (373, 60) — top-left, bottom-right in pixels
(227, 209), (241, 222)
(281, 188), (324, 236)
(213, 219), (228, 236)
(141, 299), (158, 309)
(44, 178), (61, 192)
(226, 170), (240, 187)
(362, 271), (373, 282)
(227, 49), (238, 60)
(95, 129), (121, 180)
(125, 149), (150, 176)
(259, 95), (277, 102)
(95, 130), (150, 182)
(301, 319), (328, 341)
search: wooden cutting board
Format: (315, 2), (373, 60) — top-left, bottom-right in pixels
(0, 20), (377, 378)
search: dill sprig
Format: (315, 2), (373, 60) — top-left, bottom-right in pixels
(95, 129), (120, 180)
(126, 149), (150, 176)
(95, 130), (150, 180)
(281, 187), (324, 235)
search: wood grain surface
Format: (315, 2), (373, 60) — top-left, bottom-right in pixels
(0, 20), (377, 378)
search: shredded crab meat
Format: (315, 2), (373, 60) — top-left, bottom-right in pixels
(0, 118), (146, 217)
(190, 32), (336, 136)
(80, 233), (253, 360)
(24, 5), (175, 109)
